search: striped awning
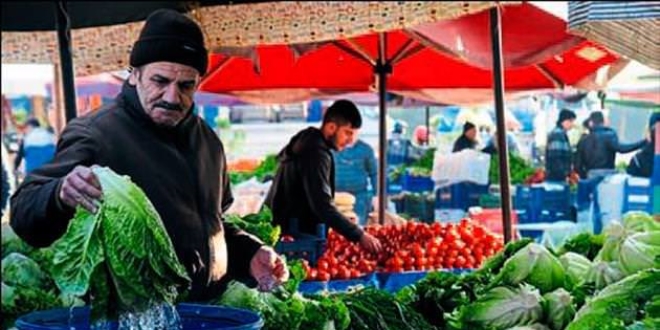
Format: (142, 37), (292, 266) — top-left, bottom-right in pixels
(568, 1), (660, 70)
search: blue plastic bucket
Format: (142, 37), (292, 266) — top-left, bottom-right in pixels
(15, 304), (263, 330)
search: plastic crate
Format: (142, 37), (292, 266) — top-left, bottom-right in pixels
(402, 173), (434, 192)
(275, 219), (326, 267)
(435, 182), (489, 210)
(402, 193), (435, 223)
(622, 177), (652, 213)
(479, 194), (501, 208)
(377, 269), (473, 293)
(517, 184), (572, 223)
(299, 273), (379, 294)
(468, 208), (519, 239)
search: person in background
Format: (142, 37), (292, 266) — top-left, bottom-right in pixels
(10, 9), (287, 301)
(482, 129), (520, 155)
(574, 118), (592, 179)
(627, 112), (660, 178)
(452, 121), (478, 153)
(575, 111), (647, 179)
(386, 121), (414, 167)
(1, 161), (9, 219)
(545, 109), (577, 182)
(333, 133), (378, 226)
(265, 100), (382, 254)
(13, 118), (56, 175)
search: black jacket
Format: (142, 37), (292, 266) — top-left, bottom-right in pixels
(452, 135), (477, 153)
(627, 130), (655, 178)
(264, 127), (363, 242)
(574, 125), (647, 178)
(10, 83), (262, 301)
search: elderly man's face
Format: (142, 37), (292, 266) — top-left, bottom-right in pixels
(130, 62), (200, 127)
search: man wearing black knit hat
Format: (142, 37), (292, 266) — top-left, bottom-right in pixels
(452, 121), (478, 153)
(545, 109), (576, 182)
(10, 9), (288, 302)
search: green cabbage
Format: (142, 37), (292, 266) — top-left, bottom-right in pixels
(458, 284), (544, 330)
(1, 252), (50, 289)
(496, 243), (566, 293)
(543, 288), (576, 330)
(584, 261), (626, 290)
(596, 222), (627, 262)
(567, 269), (660, 330)
(618, 231), (660, 275)
(560, 252), (592, 288)
(51, 167), (190, 322)
(622, 212), (660, 233)
(507, 325), (551, 330)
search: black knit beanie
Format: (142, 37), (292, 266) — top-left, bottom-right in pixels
(463, 121), (476, 133)
(130, 9), (208, 75)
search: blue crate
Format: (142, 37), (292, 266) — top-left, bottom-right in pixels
(402, 173), (434, 192)
(518, 183), (572, 223)
(299, 273), (379, 294)
(436, 182), (489, 210)
(275, 219), (326, 267)
(622, 177), (652, 213)
(377, 269), (473, 293)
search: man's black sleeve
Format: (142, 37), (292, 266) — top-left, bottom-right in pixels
(300, 150), (363, 242)
(10, 121), (97, 247)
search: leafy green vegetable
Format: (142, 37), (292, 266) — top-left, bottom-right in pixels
(2, 252), (51, 290)
(489, 153), (535, 185)
(224, 207), (281, 246)
(567, 269), (660, 330)
(494, 243), (566, 294)
(398, 270), (491, 328)
(477, 238), (534, 276)
(618, 231), (660, 275)
(622, 212), (660, 233)
(342, 287), (434, 330)
(559, 252), (592, 290)
(455, 284), (544, 330)
(50, 167), (190, 322)
(558, 232), (605, 261)
(543, 288), (576, 330)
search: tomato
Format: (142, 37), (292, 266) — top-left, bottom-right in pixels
(415, 257), (427, 268)
(350, 269), (362, 279)
(404, 256), (416, 267)
(317, 271), (330, 281)
(317, 260), (329, 271)
(307, 269), (318, 281)
(336, 266), (351, 280)
(330, 267), (339, 278)
(391, 257), (404, 268)
(455, 256), (466, 268)
(447, 249), (459, 258)
(445, 257), (456, 268)
(427, 246), (439, 257)
(412, 244), (425, 258)
(281, 235), (295, 243)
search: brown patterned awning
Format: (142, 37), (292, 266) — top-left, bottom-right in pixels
(1, 1), (515, 76)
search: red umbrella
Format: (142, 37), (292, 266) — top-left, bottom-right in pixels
(200, 3), (618, 103)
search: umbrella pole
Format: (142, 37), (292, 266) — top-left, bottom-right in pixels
(55, 1), (78, 123)
(490, 6), (513, 243)
(376, 33), (392, 225)
(425, 106), (430, 146)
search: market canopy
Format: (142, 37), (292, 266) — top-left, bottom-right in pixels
(1, 1), (506, 76)
(199, 2), (619, 105)
(568, 1), (660, 70)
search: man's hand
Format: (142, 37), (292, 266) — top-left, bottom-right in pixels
(359, 232), (382, 254)
(59, 165), (103, 213)
(250, 246), (289, 292)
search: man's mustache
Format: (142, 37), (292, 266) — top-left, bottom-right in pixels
(154, 101), (184, 112)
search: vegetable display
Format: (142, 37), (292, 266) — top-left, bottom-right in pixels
(489, 152), (536, 185)
(304, 219), (504, 281)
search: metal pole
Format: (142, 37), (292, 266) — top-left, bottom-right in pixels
(376, 33), (392, 225)
(490, 7), (513, 243)
(425, 106), (430, 146)
(55, 1), (78, 122)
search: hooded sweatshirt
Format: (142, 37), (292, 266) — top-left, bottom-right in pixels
(264, 127), (364, 242)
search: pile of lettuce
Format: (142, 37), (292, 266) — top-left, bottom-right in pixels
(50, 167), (190, 322)
(394, 211), (659, 330)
